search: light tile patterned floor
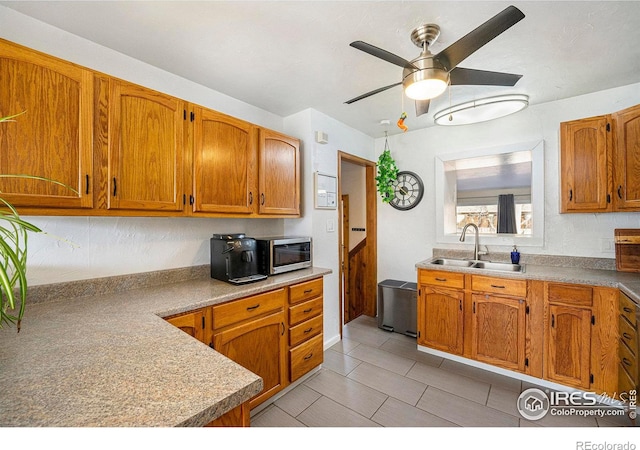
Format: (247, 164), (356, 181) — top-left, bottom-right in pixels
(252, 315), (634, 428)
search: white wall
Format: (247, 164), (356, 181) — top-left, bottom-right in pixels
(284, 109), (375, 347)
(376, 83), (640, 283)
(0, 6), (287, 285)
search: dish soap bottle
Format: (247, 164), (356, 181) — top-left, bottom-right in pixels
(511, 245), (520, 264)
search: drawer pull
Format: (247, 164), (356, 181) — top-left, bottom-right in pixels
(246, 304), (260, 311)
(623, 307), (634, 313)
(435, 277), (447, 282)
(490, 284), (506, 289)
(622, 332), (634, 340)
(303, 308), (313, 313)
(304, 353), (313, 361)
(304, 327), (313, 334)
(304, 289), (313, 294)
(622, 357), (633, 367)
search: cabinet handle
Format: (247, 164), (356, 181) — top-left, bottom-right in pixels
(551, 314), (555, 328)
(459, 300), (462, 311)
(249, 192), (253, 205)
(622, 357), (633, 367)
(304, 289), (313, 294)
(435, 277), (447, 282)
(246, 304), (260, 311)
(304, 353), (313, 361)
(623, 307), (634, 313)
(189, 195), (194, 205)
(618, 185), (623, 199)
(112, 177), (117, 197)
(261, 193), (265, 205)
(622, 332), (633, 340)
(490, 284), (506, 289)
(569, 189), (573, 201)
(303, 308), (313, 313)
(304, 327), (313, 334)
(85, 174), (90, 195)
(281, 322), (285, 336)
(473, 302), (476, 314)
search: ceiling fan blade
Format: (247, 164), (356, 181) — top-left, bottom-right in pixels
(435, 5), (525, 70)
(415, 99), (431, 117)
(350, 41), (418, 70)
(344, 82), (402, 104)
(450, 67), (522, 86)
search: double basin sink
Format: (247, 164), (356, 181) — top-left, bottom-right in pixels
(430, 258), (524, 273)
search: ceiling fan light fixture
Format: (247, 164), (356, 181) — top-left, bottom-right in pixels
(433, 94), (529, 126)
(403, 68), (449, 100)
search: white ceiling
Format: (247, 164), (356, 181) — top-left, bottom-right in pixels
(3, 1), (640, 138)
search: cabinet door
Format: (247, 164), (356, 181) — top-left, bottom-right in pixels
(165, 309), (206, 343)
(546, 304), (592, 389)
(212, 310), (287, 409)
(613, 104), (640, 211)
(471, 293), (526, 372)
(0, 40), (93, 208)
(258, 129), (300, 216)
(559, 116), (611, 212)
(192, 108), (257, 214)
(108, 79), (185, 211)
(418, 285), (464, 355)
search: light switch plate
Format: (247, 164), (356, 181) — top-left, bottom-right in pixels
(326, 219), (335, 232)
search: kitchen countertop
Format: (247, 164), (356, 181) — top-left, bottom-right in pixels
(417, 257), (640, 304)
(0, 267), (331, 427)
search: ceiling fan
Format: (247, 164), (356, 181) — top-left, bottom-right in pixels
(345, 5), (525, 117)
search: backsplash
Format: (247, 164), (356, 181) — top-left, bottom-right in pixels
(432, 248), (616, 271)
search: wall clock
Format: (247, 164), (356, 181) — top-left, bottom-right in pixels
(390, 171), (424, 210)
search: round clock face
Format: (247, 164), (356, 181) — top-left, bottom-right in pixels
(390, 171), (424, 210)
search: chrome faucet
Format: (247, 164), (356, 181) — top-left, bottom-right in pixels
(460, 223), (481, 261)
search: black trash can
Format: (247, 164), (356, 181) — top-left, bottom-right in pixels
(377, 279), (417, 338)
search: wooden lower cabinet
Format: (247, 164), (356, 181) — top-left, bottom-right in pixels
(205, 402), (250, 427)
(418, 285), (464, 355)
(164, 308), (208, 343)
(471, 293), (526, 372)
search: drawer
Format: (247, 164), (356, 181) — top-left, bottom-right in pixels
(620, 292), (637, 326)
(212, 288), (285, 330)
(547, 283), (592, 307)
(618, 362), (637, 395)
(619, 315), (638, 357)
(472, 275), (527, 297)
(619, 340), (638, 381)
(289, 296), (323, 326)
(290, 333), (323, 382)
(290, 278), (323, 305)
(289, 314), (323, 347)
(419, 270), (465, 290)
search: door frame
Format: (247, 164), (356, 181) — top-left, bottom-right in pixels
(337, 151), (377, 337)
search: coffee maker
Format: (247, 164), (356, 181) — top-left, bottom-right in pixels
(210, 234), (267, 284)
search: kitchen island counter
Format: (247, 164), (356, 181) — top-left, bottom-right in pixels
(0, 267), (331, 427)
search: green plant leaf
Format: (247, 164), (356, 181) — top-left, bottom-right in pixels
(376, 149), (399, 203)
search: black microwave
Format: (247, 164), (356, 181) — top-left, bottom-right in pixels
(256, 237), (312, 275)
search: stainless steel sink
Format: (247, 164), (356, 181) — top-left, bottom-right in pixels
(429, 258), (475, 267)
(471, 261), (523, 272)
(429, 258), (524, 273)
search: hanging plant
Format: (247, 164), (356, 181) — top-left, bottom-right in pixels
(376, 133), (398, 203)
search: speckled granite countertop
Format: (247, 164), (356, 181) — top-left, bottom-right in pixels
(416, 258), (640, 304)
(0, 267), (331, 427)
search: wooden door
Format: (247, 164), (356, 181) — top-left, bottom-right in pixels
(192, 108), (257, 214)
(341, 195), (351, 323)
(0, 40), (93, 208)
(418, 286), (464, 355)
(471, 293), (526, 372)
(559, 115), (611, 212)
(613, 103), (640, 211)
(546, 304), (592, 389)
(165, 309), (206, 343)
(258, 129), (300, 215)
(108, 79), (185, 212)
(212, 310), (287, 408)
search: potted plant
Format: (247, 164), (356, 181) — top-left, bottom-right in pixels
(0, 112), (74, 331)
(375, 133), (398, 203)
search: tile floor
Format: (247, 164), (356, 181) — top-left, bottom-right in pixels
(252, 315), (634, 428)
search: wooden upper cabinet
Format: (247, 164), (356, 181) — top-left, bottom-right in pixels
(258, 129), (300, 216)
(613, 104), (640, 211)
(559, 115), (611, 213)
(107, 79), (185, 212)
(191, 108), (257, 214)
(0, 39), (93, 208)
